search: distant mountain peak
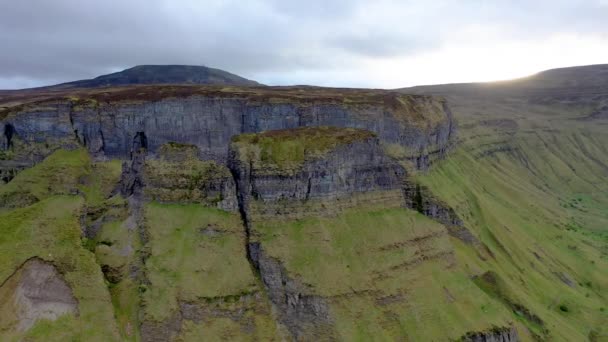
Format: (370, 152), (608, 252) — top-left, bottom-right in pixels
(53, 64), (262, 89)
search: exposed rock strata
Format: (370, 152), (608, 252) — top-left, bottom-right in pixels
(229, 128), (407, 222)
(0, 87), (456, 171)
(229, 127), (407, 339)
(461, 326), (518, 342)
(0, 88), (474, 341)
(403, 182), (484, 243)
(248, 243), (335, 340)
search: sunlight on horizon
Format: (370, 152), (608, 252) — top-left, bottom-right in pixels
(369, 33), (608, 88)
(258, 31), (608, 89)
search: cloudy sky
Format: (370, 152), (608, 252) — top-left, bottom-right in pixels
(1, 0), (608, 89)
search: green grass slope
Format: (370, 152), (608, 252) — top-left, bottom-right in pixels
(405, 65), (608, 340)
(141, 203), (282, 341)
(417, 127), (608, 341)
(253, 205), (529, 340)
(0, 149), (124, 341)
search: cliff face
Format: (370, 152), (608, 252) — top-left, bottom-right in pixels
(142, 142), (238, 211)
(229, 126), (406, 221)
(0, 86), (455, 181)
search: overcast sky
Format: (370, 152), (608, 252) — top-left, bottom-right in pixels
(1, 0), (608, 89)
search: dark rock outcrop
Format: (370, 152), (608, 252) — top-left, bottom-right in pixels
(3, 123), (14, 149)
(0, 161), (26, 184)
(404, 183), (463, 226)
(461, 326), (518, 342)
(120, 149), (146, 198)
(248, 243), (335, 340)
(403, 182), (484, 244)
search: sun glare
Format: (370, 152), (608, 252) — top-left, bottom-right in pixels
(366, 33), (608, 88)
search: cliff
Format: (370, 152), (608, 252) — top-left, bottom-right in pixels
(226, 126), (462, 339)
(0, 85), (455, 184)
(229, 126), (406, 221)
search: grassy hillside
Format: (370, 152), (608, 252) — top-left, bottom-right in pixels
(141, 203), (280, 341)
(401, 65), (608, 340)
(0, 148), (122, 341)
(1, 123), (605, 341)
(253, 205), (529, 340)
(416, 116), (608, 341)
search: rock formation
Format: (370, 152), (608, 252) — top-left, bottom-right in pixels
(0, 258), (79, 332)
(228, 126), (406, 221)
(0, 86), (455, 181)
(461, 326), (519, 342)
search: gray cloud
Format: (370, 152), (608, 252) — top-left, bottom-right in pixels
(0, 0), (607, 89)
(328, 32), (437, 58)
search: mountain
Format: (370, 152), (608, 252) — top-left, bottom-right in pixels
(401, 64), (608, 121)
(404, 63), (608, 99)
(45, 64), (261, 90)
(0, 65), (607, 341)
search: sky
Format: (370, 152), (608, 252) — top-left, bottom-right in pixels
(1, 0), (608, 89)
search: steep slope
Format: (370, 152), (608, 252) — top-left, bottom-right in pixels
(417, 128), (608, 341)
(0, 149), (122, 341)
(228, 127), (520, 340)
(403, 64), (608, 340)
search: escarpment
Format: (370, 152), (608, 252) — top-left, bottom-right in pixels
(4, 64), (608, 341)
(224, 126), (500, 340)
(0, 85), (456, 181)
(228, 126), (407, 221)
(1, 85), (526, 341)
(228, 127), (408, 339)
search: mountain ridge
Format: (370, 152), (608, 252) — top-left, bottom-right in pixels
(2, 64), (261, 92)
